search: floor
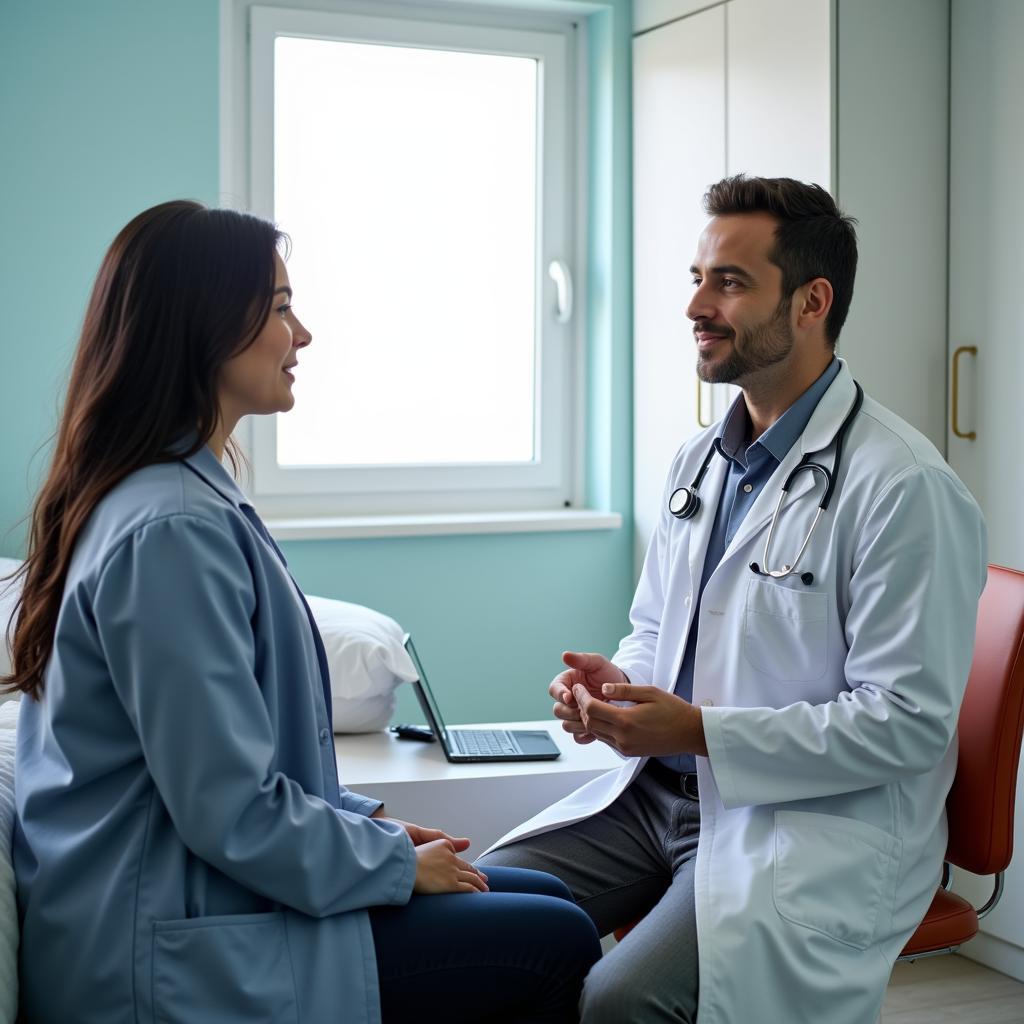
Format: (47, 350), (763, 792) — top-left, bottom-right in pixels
(882, 955), (1024, 1023)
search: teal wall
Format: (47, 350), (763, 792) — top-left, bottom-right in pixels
(0, 0), (634, 724)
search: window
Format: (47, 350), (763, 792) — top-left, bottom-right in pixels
(240, 5), (580, 518)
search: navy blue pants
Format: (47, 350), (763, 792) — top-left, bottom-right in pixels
(370, 866), (602, 1023)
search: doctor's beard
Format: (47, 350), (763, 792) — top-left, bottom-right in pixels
(696, 296), (794, 385)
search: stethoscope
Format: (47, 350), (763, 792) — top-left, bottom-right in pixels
(668, 382), (865, 586)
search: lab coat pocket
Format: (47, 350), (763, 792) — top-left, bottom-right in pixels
(152, 911), (299, 1024)
(773, 811), (899, 949)
(743, 579), (828, 682)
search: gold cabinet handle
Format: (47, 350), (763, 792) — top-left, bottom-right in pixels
(697, 378), (712, 428)
(951, 345), (977, 441)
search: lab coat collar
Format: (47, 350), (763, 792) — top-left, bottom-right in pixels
(799, 357), (859, 455)
(717, 360), (858, 565)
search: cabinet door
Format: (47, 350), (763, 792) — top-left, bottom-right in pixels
(726, 0), (832, 187)
(632, 6), (726, 565)
(948, 0), (1024, 573)
(835, 0), (949, 451)
(947, 0), (1024, 977)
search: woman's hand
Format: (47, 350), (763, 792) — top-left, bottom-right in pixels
(370, 809), (472, 852)
(413, 838), (490, 894)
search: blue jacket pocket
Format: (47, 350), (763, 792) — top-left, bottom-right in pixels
(153, 911), (299, 1024)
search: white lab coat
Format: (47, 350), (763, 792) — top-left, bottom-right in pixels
(488, 361), (987, 1024)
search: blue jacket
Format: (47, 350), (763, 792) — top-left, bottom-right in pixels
(14, 446), (416, 1023)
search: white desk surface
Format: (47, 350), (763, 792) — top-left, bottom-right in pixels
(335, 720), (623, 784)
(334, 721), (624, 851)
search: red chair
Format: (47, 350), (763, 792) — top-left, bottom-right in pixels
(614, 564), (1024, 960)
(897, 563), (1024, 959)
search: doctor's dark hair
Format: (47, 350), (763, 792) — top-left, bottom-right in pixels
(3, 200), (287, 698)
(704, 175), (858, 347)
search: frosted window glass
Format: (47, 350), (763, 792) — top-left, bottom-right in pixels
(273, 35), (538, 467)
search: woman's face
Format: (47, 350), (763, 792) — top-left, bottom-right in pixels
(218, 252), (312, 428)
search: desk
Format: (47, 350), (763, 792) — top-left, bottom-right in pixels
(335, 721), (623, 853)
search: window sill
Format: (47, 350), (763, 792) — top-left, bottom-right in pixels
(264, 509), (623, 541)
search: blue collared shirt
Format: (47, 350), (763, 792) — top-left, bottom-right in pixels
(659, 357), (841, 773)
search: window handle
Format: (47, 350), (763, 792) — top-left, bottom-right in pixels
(548, 260), (573, 324)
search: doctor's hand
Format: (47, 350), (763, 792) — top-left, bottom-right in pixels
(549, 651), (630, 745)
(413, 838), (490, 895)
(573, 682), (709, 759)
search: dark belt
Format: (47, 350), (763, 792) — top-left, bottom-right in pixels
(643, 758), (700, 801)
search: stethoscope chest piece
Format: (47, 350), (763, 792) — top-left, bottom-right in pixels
(668, 486), (701, 520)
(669, 439), (720, 521)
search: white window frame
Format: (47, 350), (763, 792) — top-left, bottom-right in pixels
(226, 2), (584, 519)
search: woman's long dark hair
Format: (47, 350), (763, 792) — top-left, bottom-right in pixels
(3, 200), (285, 698)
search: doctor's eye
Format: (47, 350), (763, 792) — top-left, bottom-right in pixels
(721, 278), (741, 289)
(276, 303), (293, 317)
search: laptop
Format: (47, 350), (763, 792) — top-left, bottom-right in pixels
(402, 635), (561, 763)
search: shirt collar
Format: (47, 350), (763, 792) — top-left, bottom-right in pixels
(716, 357), (841, 466)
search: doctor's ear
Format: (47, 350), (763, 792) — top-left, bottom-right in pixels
(794, 277), (833, 332)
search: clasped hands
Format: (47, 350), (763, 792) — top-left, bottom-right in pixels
(549, 651), (708, 758)
(370, 809), (489, 895)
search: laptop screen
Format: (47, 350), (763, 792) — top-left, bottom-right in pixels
(402, 634), (449, 741)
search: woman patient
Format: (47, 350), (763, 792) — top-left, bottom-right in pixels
(4, 201), (600, 1023)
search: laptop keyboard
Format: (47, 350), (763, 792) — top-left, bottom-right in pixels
(451, 729), (520, 756)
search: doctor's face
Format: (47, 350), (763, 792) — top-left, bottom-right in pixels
(687, 213), (795, 386)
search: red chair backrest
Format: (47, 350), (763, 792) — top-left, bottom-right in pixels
(946, 564), (1024, 875)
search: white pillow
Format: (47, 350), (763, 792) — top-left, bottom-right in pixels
(305, 596), (417, 733)
(0, 559), (21, 684)
(0, 698), (20, 1024)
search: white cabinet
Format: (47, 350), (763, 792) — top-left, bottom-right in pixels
(947, 0), (1024, 575)
(946, 0), (1024, 981)
(632, 0), (949, 559)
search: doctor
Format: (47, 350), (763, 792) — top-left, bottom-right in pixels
(478, 175), (987, 1024)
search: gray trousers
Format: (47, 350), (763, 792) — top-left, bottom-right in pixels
(477, 764), (701, 1024)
